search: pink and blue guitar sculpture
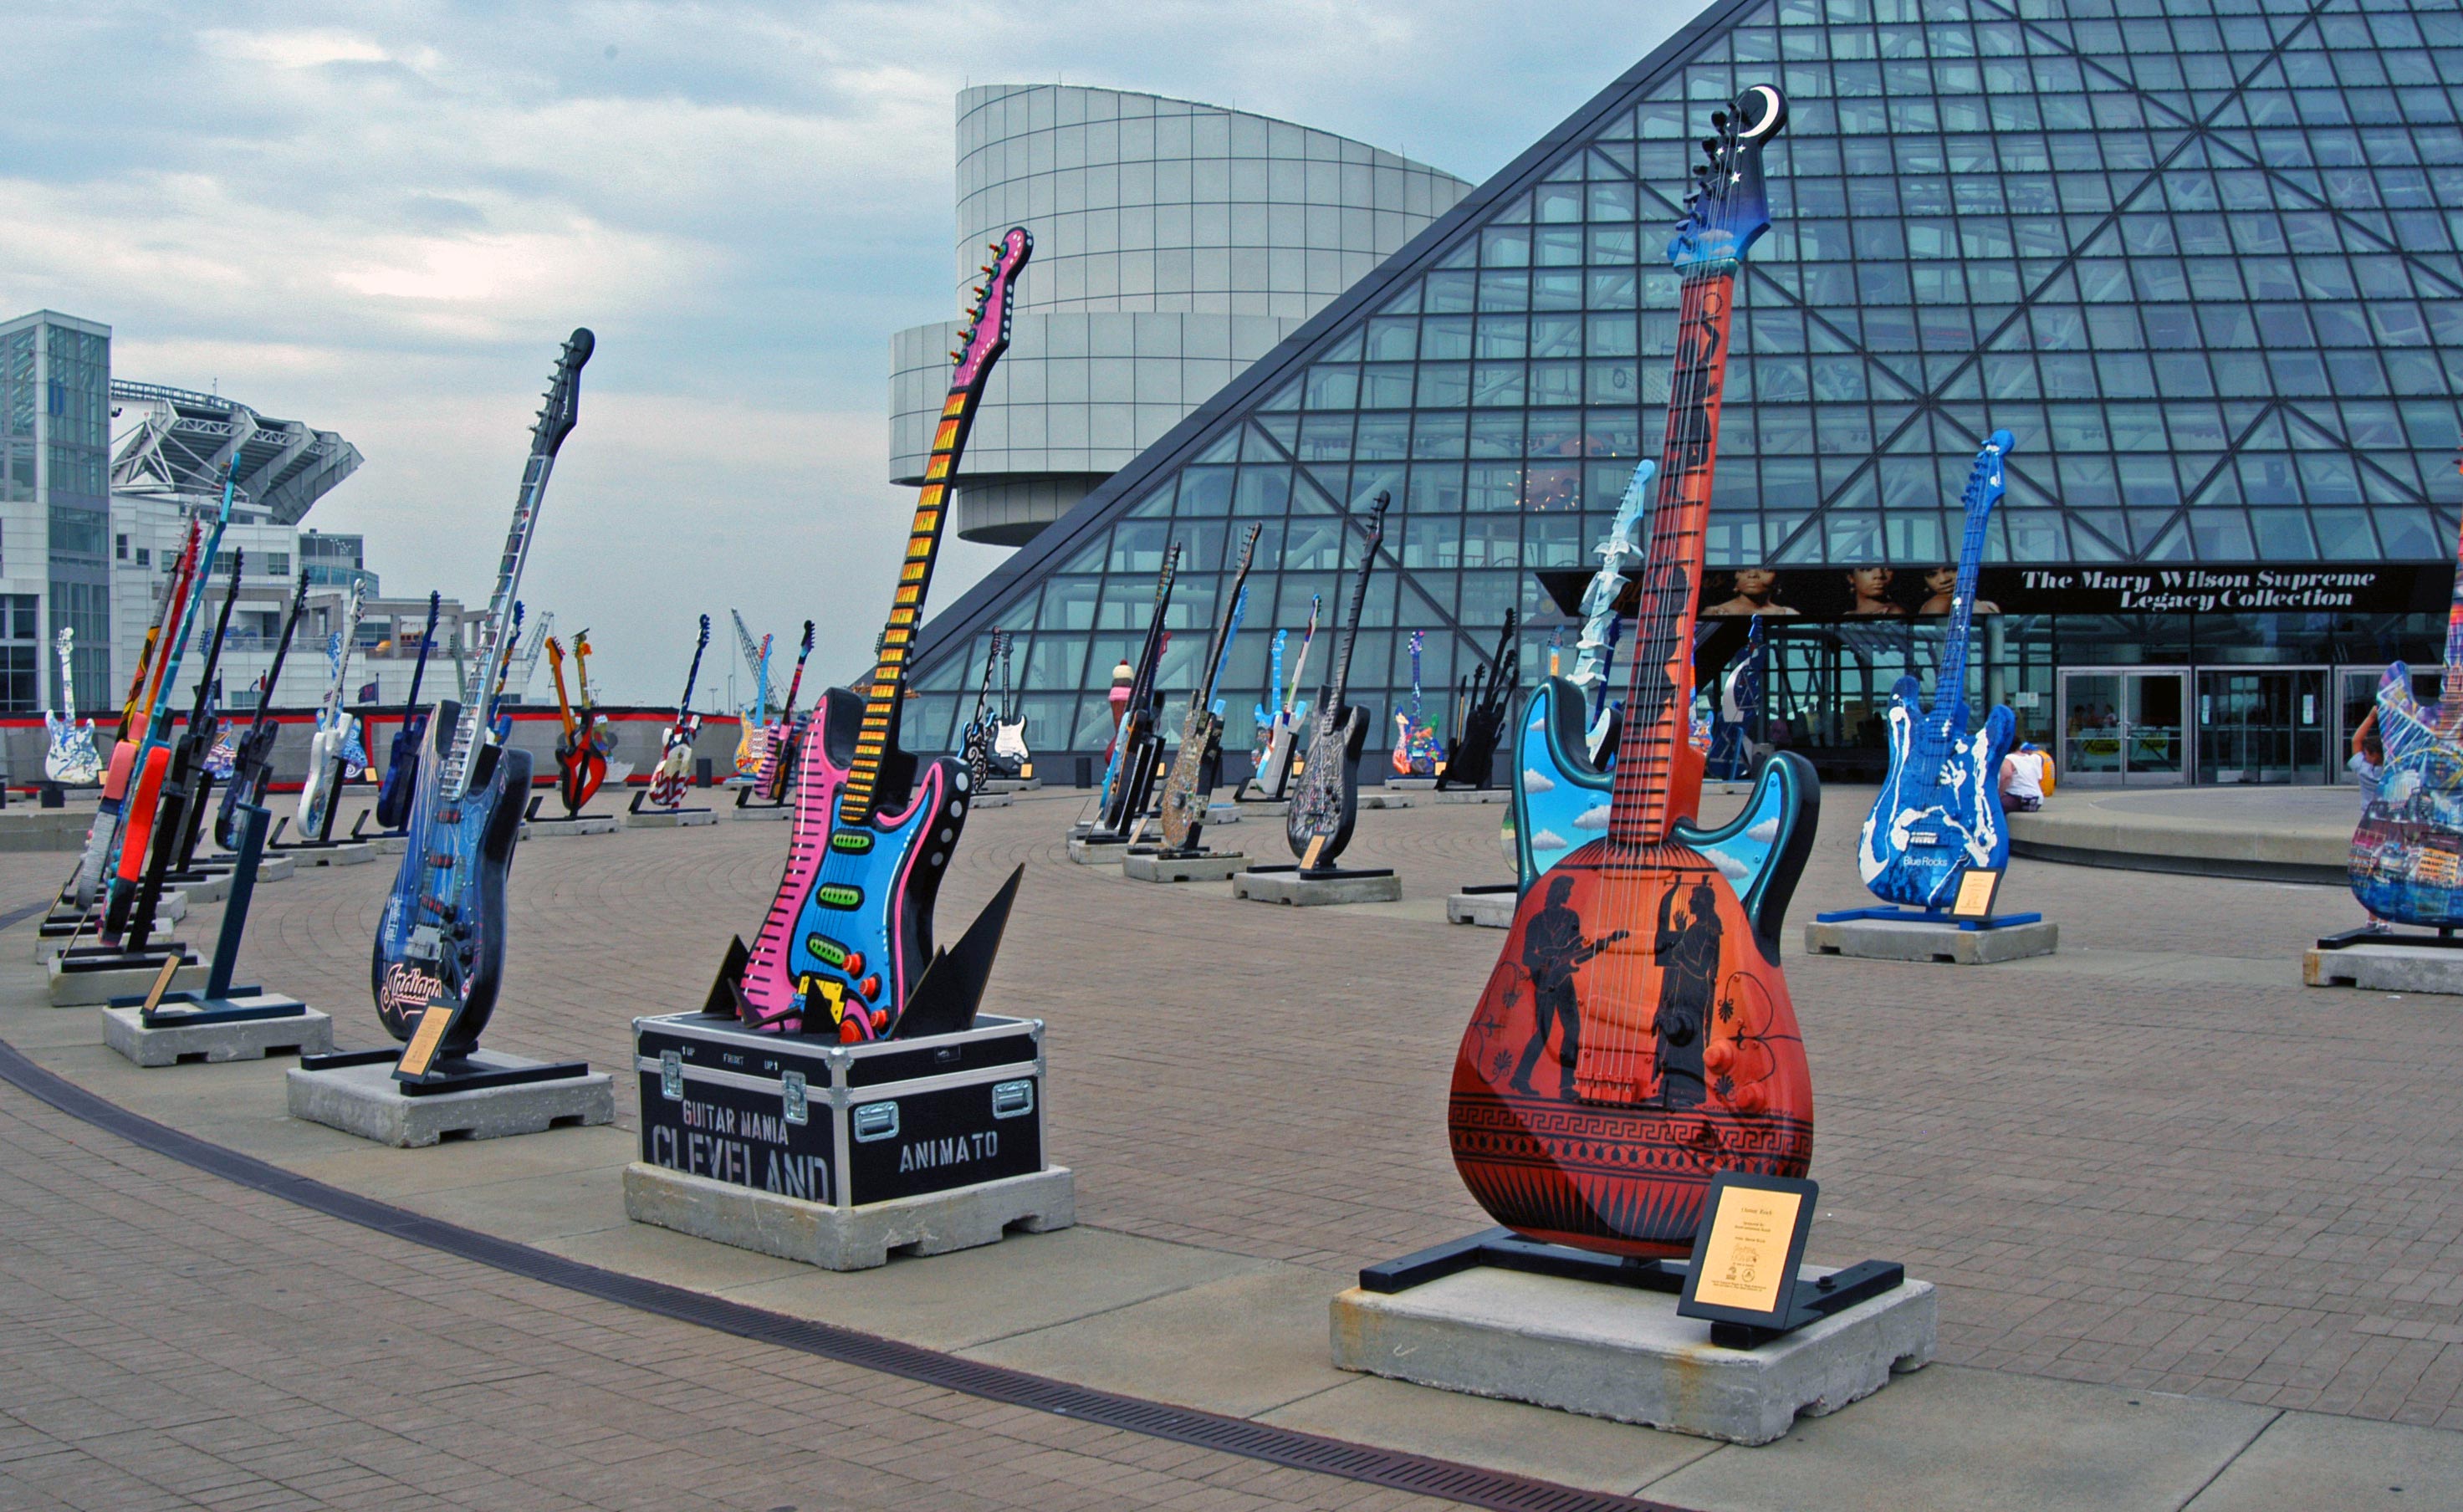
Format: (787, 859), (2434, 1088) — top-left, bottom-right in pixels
(2349, 457), (2463, 928)
(1852, 431), (2018, 912)
(728, 228), (1032, 1043)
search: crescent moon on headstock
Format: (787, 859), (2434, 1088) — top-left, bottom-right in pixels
(1739, 84), (1785, 140)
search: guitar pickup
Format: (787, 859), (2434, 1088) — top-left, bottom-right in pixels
(403, 924), (444, 964)
(830, 831), (873, 854)
(426, 852), (456, 869)
(437, 806), (462, 824)
(803, 934), (853, 971)
(814, 883), (864, 910)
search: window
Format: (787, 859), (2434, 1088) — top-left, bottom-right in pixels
(268, 552), (291, 577)
(114, 533), (127, 561)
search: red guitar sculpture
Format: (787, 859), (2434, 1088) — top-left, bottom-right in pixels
(1449, 85), (1819, 1259)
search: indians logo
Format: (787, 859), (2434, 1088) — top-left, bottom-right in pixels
(379, 963), (448, 1019)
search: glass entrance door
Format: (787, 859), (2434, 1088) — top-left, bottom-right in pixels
(2197, 667), (2328, 784)
(2058, 668), (2189, 785)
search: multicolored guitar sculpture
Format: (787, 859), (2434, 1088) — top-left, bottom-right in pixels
(1857, 432), (2017, 910)
(647, 617), (710, 809)
(1159, 525), (1261, 852)
(370, 329), (593, 1059)
(43, 628), (102, 786)
(990, 634), (1029, 779)
(760, 621), (816, 802)
(2352, 455), (2463, 925)
(1509, 462), (1652, 891)
(958, 629), (1004, 794)
(1285, 492), (1391, 869)
(1097, 548), (1179, 835)
(1709, 615), (1765, 782)
(1392, 631), (1443, 777)
(216, 570), (310, 849)
(374, 591), (442, 830)
(1438, 610), (1517, 792)
(1253, 597), (1318, 799)
(544, 632), (606, 816)
(1451, 86), (1817, 1259)
(729, 227), (1031, 1042)
(730, 611), (773, 782)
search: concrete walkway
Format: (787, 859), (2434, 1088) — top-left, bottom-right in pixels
(0, 787), (2458, 1509)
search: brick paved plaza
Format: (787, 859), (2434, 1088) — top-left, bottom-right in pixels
(4, 786), (2463, 1508)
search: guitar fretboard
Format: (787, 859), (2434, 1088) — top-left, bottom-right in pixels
(444, 457), (549, 801)
(1609, 267), (1739, 848)
(1934, 442), (2004, 715)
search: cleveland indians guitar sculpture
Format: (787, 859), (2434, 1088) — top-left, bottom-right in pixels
(1857, 432), (2017, 910)
(648, 618), (711, 809)
(2352, 455), (2463, 927)
(1285, 492), (1391, 870)
(370, 328), (592, 1062)
(1452, 87), (1818, 1258)
(375, 591), (443, 831)
(1158, 524), (1261, 853)
(728, 227), (1031, 1043)
(43, 629), (103, 787)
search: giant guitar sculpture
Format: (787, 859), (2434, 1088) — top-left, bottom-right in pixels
(2352, 456), (2463, 927)
(296, 580), (366, 842)
(1096, 547), (1180, 835)
(122, 551), (247, 944)
(647, 617), (711, 809)
(370, 329), (593, 1058)
(1857, 432), (2017, 910)
(1451, 86), (1818, 1258)
(1392, 632), (1443, 777)
(730, 610), (773, 782)
(1285, 492), (1391, 869)
(990, 632), (1029, 780)
(759, 621), (817, 802)
(216, 570), (311, 850)
(374, 591), (443, 831)
(544, 632), (606, 816)
(1159, 524), (1261, 852)
(729, 227), (1032, 1043)
(1253, 597), (1318, 799)
(43, 629), (103, 787)
(1509, 462), (1653, 891)
(1438, 610), (1517, 793)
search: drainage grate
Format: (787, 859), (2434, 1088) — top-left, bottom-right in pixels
(0, 1024), (1694, 1512)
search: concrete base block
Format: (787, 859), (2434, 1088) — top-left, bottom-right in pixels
(729, 802), (795, 820)
(47, 958), (206, 1006)
(1330, 1265), (1937, 1446)
(622, 1161), (1076, 1271)
(1432, 789), (1511, 805)
(626, 808), (718, 829)
(1448, 890), (1518, 927)
(1233, 869), (1403, 907)
(172, 871), (233, 905)
(982, 777), (1041, 794)
(103, 1000), (331, 1066)
(1235, 798), (1290, 816)
(971, 793), (1014, 809)
(1123, 850), (1246, 882)
(1804, 917), (2058, 964)
(1204, 803), (1241, 825)
(286, 1054), (615, 1147)
(1066, 834), (1132, 866)
(2304, 942), (2463, 993)
(278, 842), (372, 867)
(1357, 792), (1413, 810)
(526, 815), (620, 837)
(1384, 777), (1439, 790)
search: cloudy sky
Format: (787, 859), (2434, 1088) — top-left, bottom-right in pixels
(3, 0), (1699, 704)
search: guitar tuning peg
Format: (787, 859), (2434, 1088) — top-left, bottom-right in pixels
(1711, 110), (1729, 130)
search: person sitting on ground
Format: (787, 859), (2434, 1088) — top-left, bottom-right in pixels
(2001, 741), (2052, 813)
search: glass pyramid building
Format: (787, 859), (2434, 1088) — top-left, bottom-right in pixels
(903, 0), (2463, 784)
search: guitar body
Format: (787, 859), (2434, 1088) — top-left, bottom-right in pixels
(1451, 751), (1817, 1255)
(1257, 716), (1303, 799)
(1158, 707), (1222, 850)
(370, 704), (529, 1052)
(299, 723), (339, 835)
(993, 719), (1029, 774)
(1444, 705), (1507, 792)
(648, 723), (698, 806)
(44, 718), (101, 786)
(1285, 704), (1368, 863)
(1511, 677), (1612, 892)
(1859, 685), (2016, 908)
(2351, 666), (2463, 925)
(217, 726), (278, 849)
(554, 731), (606, 815)
(376, 713), (430, 830)
(740, 686), (966, 1040)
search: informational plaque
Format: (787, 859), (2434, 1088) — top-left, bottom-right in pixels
(140, 957), (187, 1017)
(1678, 1172), (1819, 1331)
(396, 1002), (457, 1080)
(1950, 867), (2003, 920)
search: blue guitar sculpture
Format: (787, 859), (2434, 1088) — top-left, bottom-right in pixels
(1507, 460), (1649, 891)
(1856, 430), (2017, 910)
(370, 329), (591, 1065)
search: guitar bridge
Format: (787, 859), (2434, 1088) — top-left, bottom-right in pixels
(404, 924), (444, 965)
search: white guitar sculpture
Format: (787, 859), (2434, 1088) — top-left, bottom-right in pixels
(42, 628), (103, 786)
(297, 580), (365, 840)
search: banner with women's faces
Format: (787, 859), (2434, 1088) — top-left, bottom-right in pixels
(1536, 563), (2447, 622)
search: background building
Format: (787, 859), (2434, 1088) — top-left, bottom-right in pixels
(889, 84), (1469, 544)
(1, 311), (112, 713)
(902, 0), (2463, 789)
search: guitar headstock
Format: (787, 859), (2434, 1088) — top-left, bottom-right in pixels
(800, 620), (815, 656)
(1155, 542), (1182, 600)
(1668, 86), (1786, 272)
(534, 328), (595, 459)
(545, 636), (566, 669)
(1962, 429), (2017, 525)
(1234, 522), (1263, 575)
(696, 614), (712, 653)
(951, 227), (1034, 394)
(1362, 489), (1393, 549)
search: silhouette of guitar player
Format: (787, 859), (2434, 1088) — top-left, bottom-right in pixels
(1510, 875), (1629, 1100)
(1650, 879), (1724, 1110)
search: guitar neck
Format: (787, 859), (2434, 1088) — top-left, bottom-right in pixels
(1325, 524), (1381, 711)
(1608, 264), (1740, 846)
(1936, 460), (1999, 710)
(444, 450), (556, 798)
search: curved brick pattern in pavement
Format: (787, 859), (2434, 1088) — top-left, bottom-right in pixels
(21, 785), (2463, 1428)
(0, 1075), (1454, 1512)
